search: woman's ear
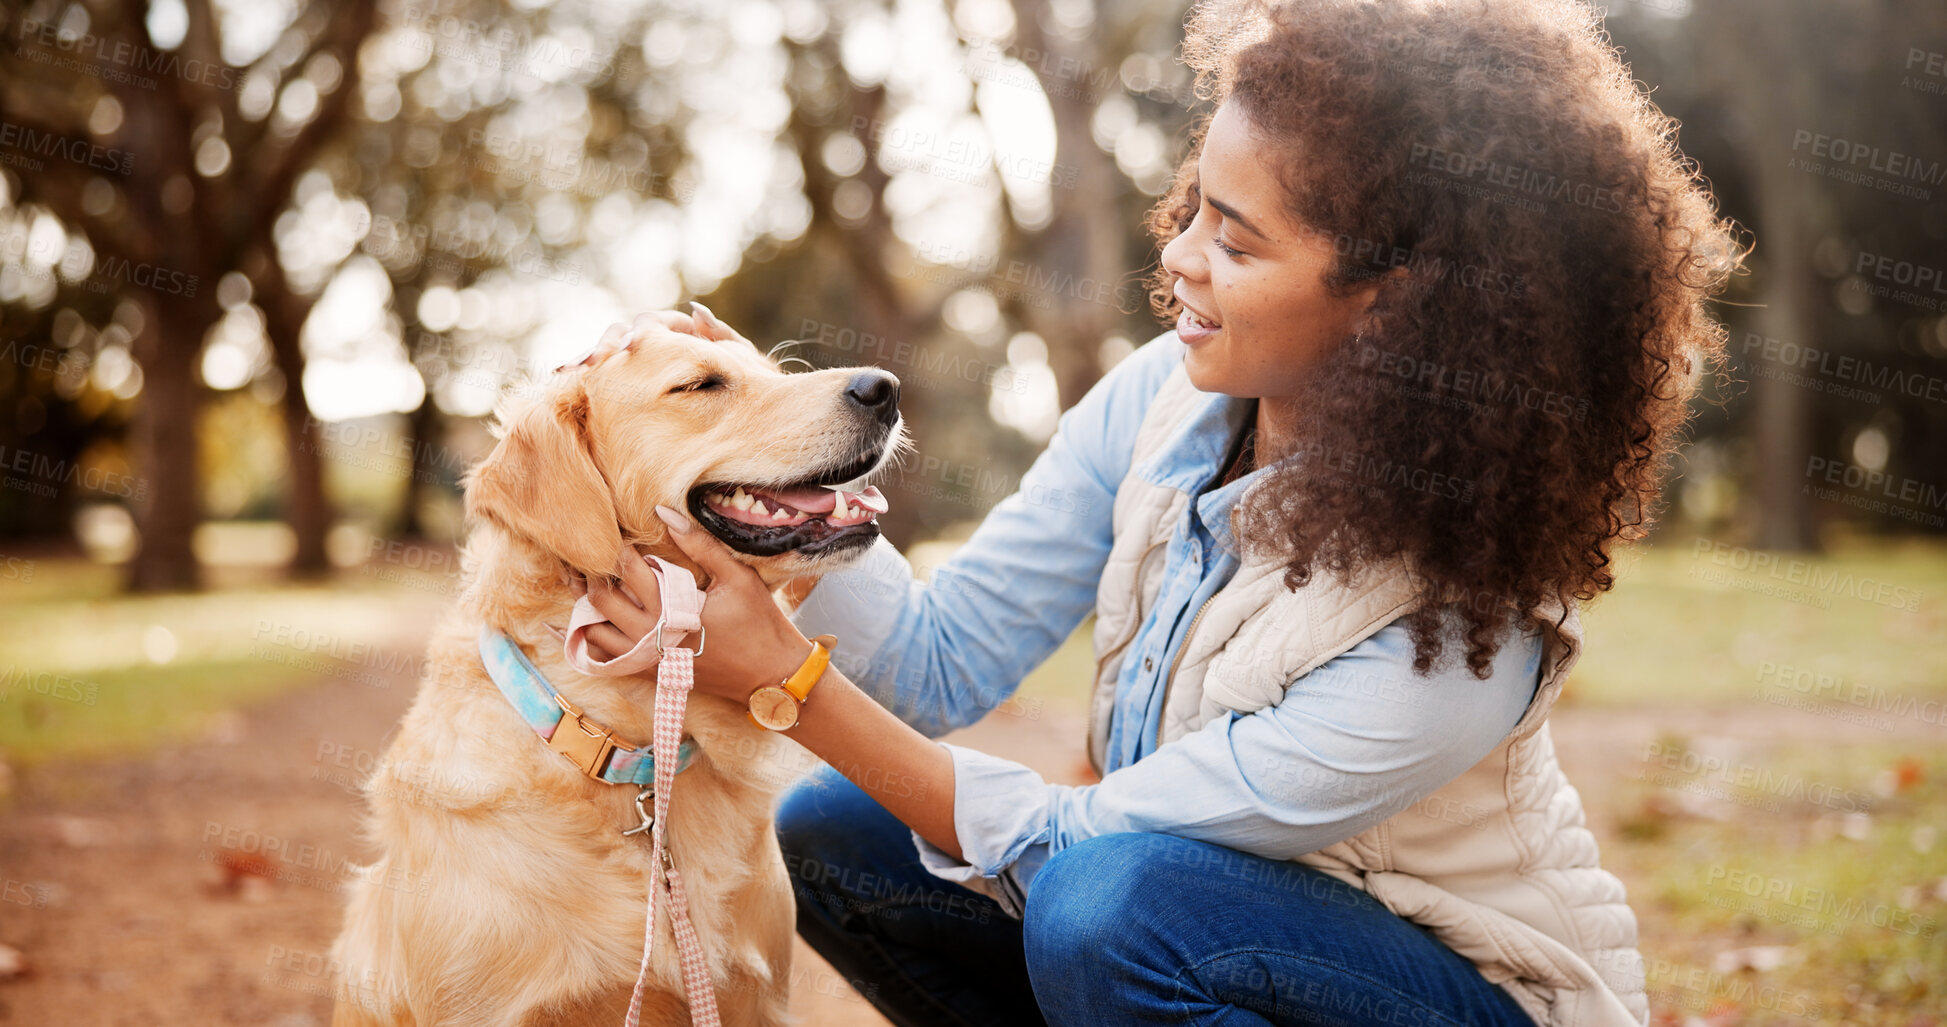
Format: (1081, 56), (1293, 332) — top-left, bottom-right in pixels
(464, 383), (624, 575)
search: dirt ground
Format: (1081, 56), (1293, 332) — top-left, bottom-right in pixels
(0, 621), (1935, 1026)
(0, 606), (982, 1027)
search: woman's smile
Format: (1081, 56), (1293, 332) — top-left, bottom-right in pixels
(1174, 290), (1223, 344)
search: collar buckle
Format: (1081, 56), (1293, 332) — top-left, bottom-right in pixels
(548, 693), (624, 780)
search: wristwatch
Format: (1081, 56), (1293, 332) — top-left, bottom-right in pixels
(747, 634), (837, 731)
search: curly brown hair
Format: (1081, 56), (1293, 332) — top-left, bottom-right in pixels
(1147, 0), (1744, 676)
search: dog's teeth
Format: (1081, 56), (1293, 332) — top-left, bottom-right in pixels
(732, 488), (752, 510)
(771, 508), (789, 521)
(751, 499), (769, 517)
(833, 492), (850, 519)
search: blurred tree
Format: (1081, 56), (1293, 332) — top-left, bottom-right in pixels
(339, 0), (689, 540)
(16, 0), (1928, 582)
(706, 0), (1193, 542)
(0, 298), (131, 541)
(1005, 0), (1148, 411)
(1606, 0), (1947, 548)
(0, 0), (377, 589)
(3, 0), (1197, 562)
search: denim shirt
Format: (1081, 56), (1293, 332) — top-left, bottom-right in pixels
(791, 332), (1541, 916)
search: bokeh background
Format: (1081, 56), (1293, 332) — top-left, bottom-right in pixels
(0, 0), (1944, 1023)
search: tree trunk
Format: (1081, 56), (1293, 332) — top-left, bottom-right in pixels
(396, 395), (442, 540)
(126, 294), (206, 592)
(1012, 0), (1130, 412)
(277, 371), (333, 577)
(1730, 9), (1821, 552)
(260, 283), (332, 576)
(1748, 214), (1821, 552)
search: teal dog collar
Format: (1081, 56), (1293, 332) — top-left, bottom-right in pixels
(478, 626), (696, 786)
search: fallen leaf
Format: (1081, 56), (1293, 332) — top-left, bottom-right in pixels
(1841, 812), (1873, 842)
(1643, 791), (1733, 823)
(203, 849), (280, 898)
(1711, 945), (1796, 973)
(0, 943), (26, 982)
(202, 710), (248, 745)
(50, 816), (112, 848)
(1894, 756), (1925, 792)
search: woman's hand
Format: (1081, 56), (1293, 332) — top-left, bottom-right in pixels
(578, 505), (815, 704)
(579, 304), (744, 367)
(586, 510), (962, 859)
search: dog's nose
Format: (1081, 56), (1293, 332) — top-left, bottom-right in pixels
(844, 371), (900, 422)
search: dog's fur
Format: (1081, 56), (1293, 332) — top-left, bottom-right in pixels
(329, 315), (901, 1026)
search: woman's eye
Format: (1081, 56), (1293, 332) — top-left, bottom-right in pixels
(1214, 235), (1245, 258)
(668, 375), (726, 394)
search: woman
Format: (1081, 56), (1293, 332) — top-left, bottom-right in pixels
(582, 0), (1738, 1022)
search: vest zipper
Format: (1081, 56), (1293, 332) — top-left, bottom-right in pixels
(1156, 591), (1219, 739)
(1089, 535), (1173, 775)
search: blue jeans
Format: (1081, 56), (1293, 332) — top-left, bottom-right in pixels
(777, 768), (1537, 1027)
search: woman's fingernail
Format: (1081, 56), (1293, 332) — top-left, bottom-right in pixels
(691, 301), (727, 337)
(553, 351), (589, 373)
(655, 504), (691, 533)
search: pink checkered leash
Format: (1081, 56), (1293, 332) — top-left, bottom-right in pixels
(561, 553), (721, 1027)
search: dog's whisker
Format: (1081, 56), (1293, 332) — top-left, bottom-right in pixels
(766, 338), (814, 363)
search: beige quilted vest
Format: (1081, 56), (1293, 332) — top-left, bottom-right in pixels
(1084, 366), (1649, 1026)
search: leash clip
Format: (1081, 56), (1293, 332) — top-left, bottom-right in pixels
(621, 785), (655, 837)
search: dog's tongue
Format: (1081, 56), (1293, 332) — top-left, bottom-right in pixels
(756, 484), (889, 515)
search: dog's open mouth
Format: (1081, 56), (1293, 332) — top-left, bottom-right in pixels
(688, 472), (889, 558)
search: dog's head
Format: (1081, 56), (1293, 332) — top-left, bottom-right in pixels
(464, 309), (903, 586)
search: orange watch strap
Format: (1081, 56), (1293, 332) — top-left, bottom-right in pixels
(784, 634), (837, 702)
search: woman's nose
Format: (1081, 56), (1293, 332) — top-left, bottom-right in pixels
(1160, 224), (1203, 281)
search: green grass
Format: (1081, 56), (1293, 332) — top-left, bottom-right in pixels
(0, 658), (315, 764)
(1610, 742), (1947, 1023)
(1568, 536), (1947, 708)
(0, 555), (444, 767)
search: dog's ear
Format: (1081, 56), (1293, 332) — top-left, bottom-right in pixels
(465, 383), (623, 574)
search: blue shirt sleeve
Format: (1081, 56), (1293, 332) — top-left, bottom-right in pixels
(790, 333), (1187, 737)
(912, 618), (1545, 916)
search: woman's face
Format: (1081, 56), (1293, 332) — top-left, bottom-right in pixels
(1160, 102), (1379, 398)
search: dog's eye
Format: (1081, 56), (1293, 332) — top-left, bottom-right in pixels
(668, 374), (727, 395)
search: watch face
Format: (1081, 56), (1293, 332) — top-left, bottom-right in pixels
(748, 687), (800, 731)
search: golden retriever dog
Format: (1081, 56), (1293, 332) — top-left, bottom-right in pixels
(330, 309), (903, 1026)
